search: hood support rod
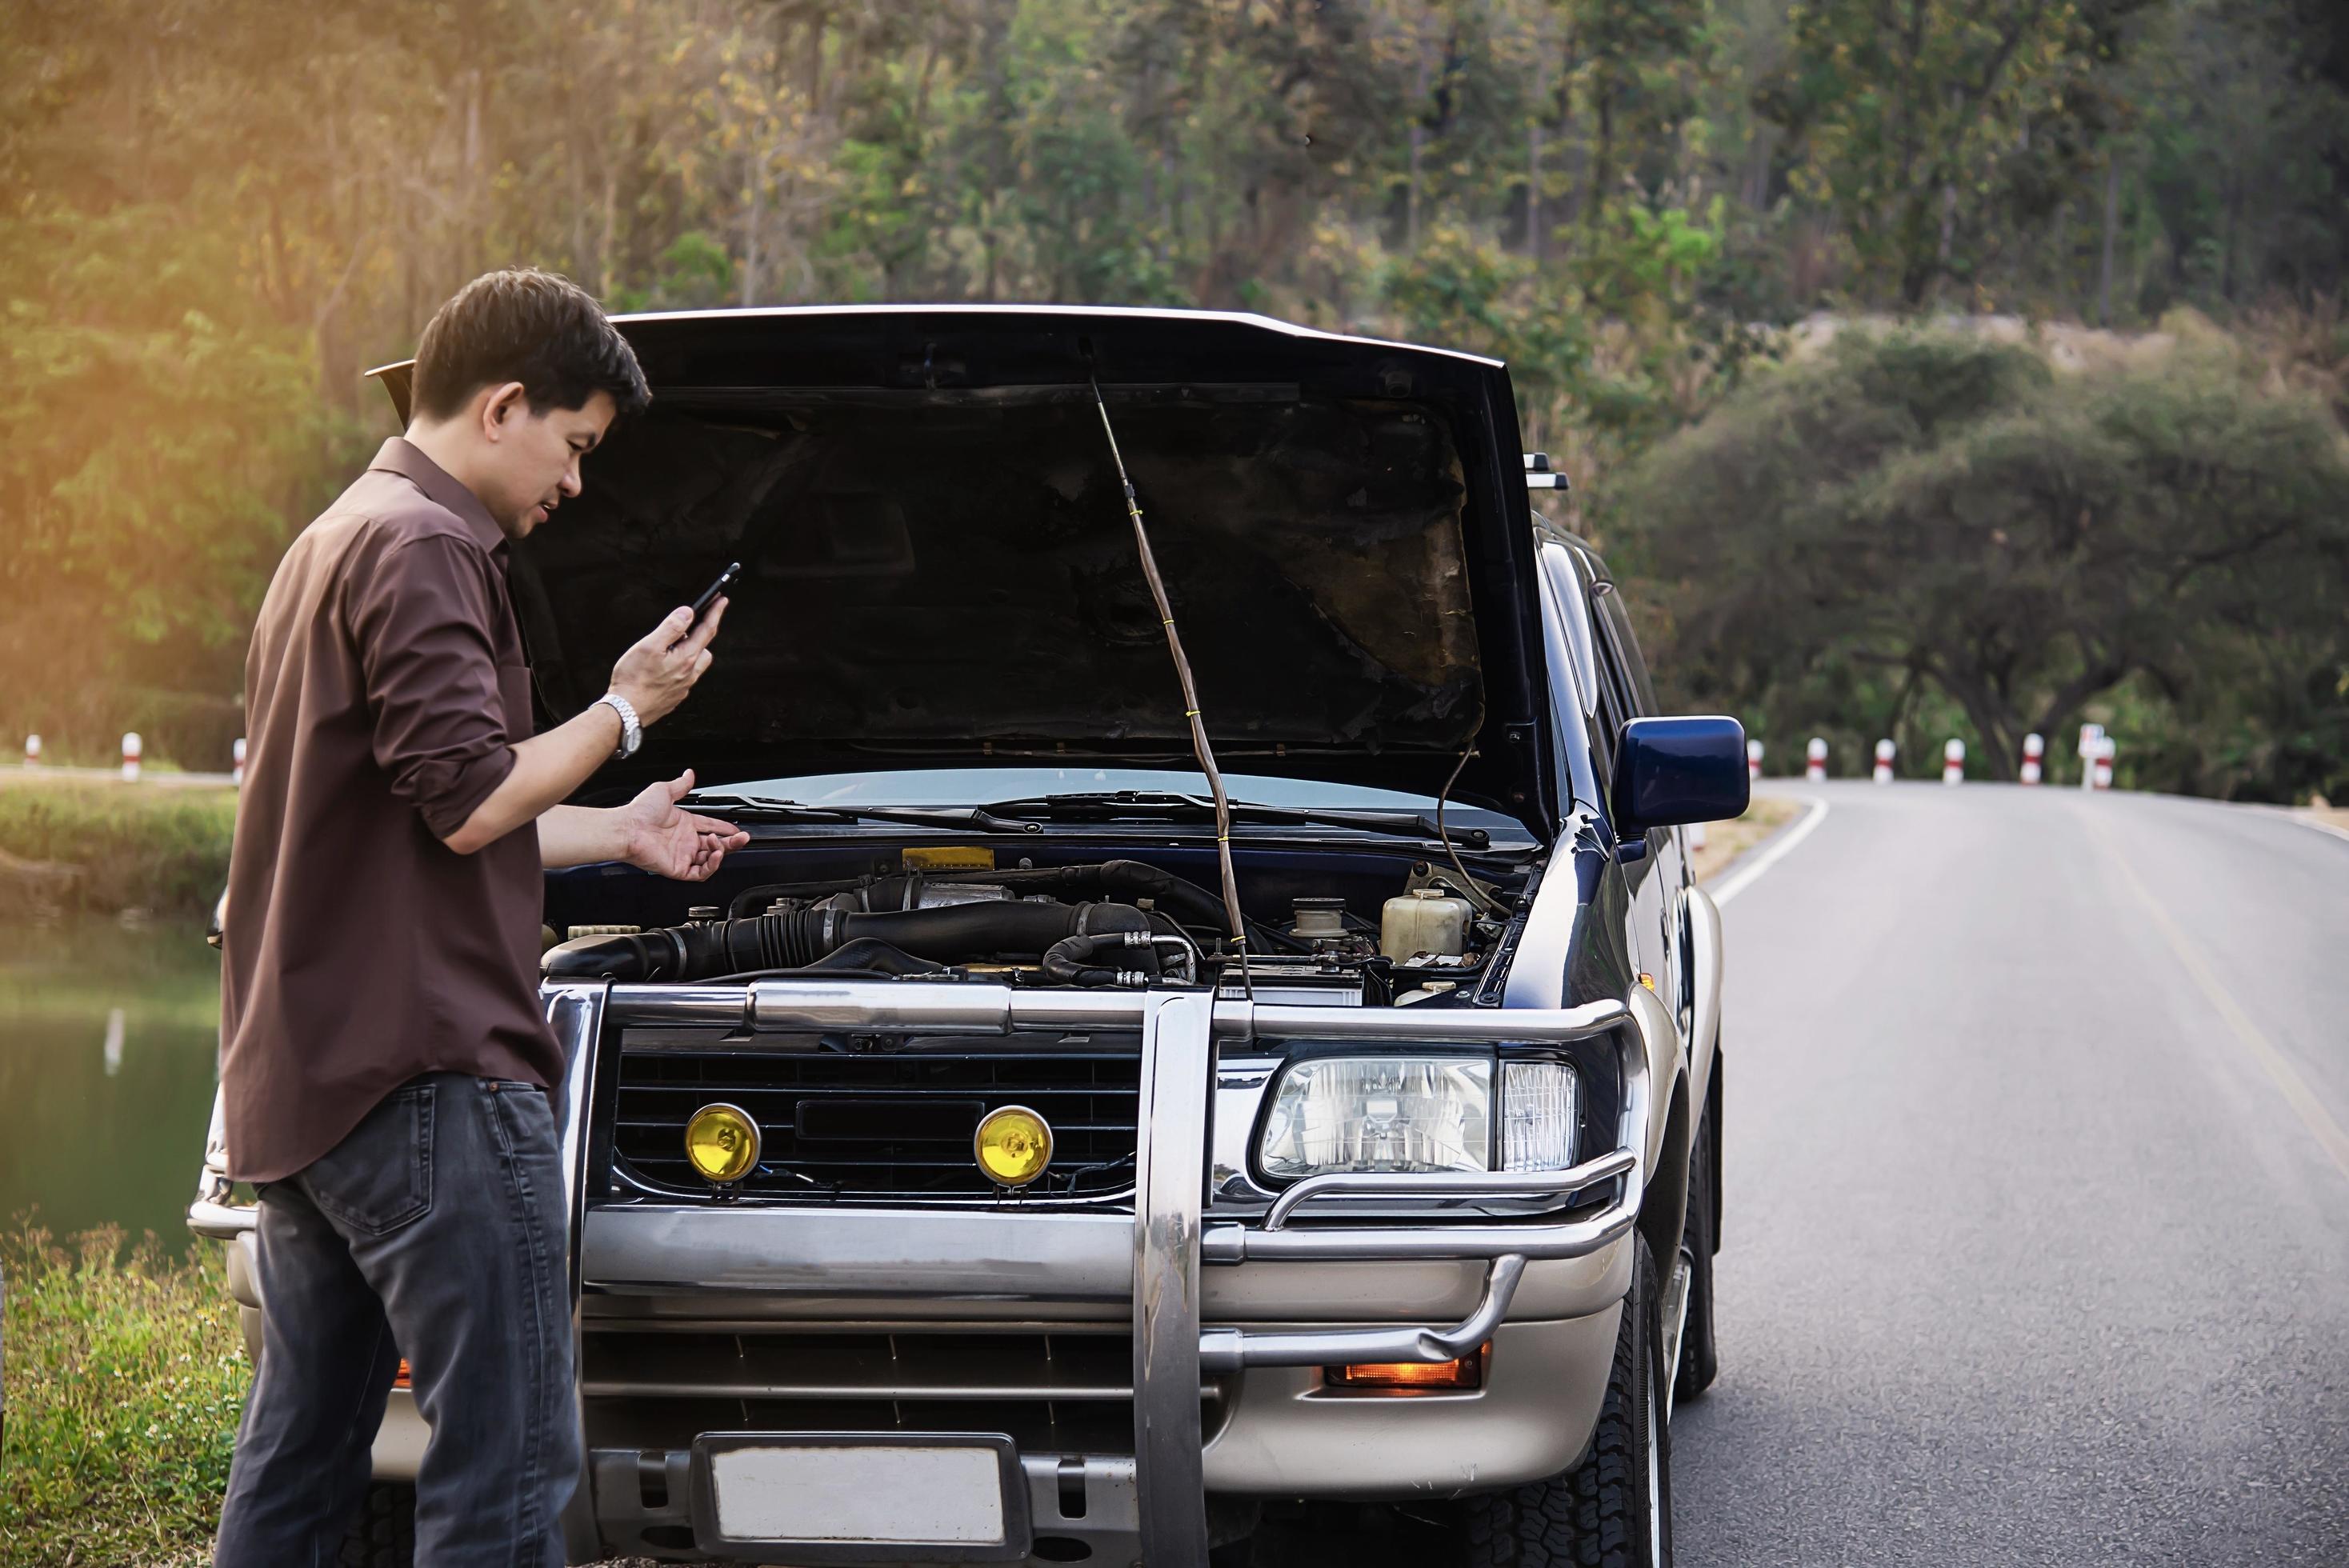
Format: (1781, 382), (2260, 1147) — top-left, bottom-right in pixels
(1087, 373), (1251, 989)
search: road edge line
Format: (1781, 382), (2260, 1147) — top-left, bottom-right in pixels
(2085, 810), (2349, 1186)
(2284, 810), (2349, 849)
(1709, 794), (1829, 910)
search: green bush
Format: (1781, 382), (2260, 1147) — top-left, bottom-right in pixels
(1611, 329), (2349, 800)
(0, 1226), (250, 1566)
(0, 783), (235, 919)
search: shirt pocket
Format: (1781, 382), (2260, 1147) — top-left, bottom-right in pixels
(497, 660), (536, 743)
(306, 1080), (435, 1237)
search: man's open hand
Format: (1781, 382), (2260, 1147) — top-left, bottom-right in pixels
(618, 769), (749, 882)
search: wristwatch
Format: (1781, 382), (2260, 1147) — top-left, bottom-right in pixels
(595, 692), (642, 760)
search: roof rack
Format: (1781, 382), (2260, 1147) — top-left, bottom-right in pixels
(1524, 451), (1568, 491)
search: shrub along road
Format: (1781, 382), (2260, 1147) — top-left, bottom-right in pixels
(1673, 782), (2349, 1564)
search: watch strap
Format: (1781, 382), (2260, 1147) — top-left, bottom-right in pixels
(596, 692), (642, 759)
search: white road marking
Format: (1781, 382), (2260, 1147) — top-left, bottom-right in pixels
(2286, 811), (2349, 849)
(1709, 794), (1830, 909)
(2086, 809), (2349, 1186)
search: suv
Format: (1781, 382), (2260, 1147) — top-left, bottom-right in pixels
(190, 306), (1744, 1567)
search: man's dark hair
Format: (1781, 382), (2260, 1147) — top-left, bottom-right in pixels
(410, 268), (650, 423)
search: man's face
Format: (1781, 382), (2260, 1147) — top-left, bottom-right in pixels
(478, 387), (618, 539)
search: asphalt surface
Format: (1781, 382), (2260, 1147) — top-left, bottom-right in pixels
(610, 782), (2349, 1567)
(1673, 782), (2349, 1566)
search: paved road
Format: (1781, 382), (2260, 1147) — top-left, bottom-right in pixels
(1674, 782), (2349, 1566)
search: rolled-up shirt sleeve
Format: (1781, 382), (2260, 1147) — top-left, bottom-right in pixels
(348, 534), (518, 840)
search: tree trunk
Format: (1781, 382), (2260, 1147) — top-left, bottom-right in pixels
(742, 155), (763, 307)
(1407, 40), (1430, 254)
(1587, 84), (1613, 226)
(2098, 150), (2120, 326)
(1527, 45), (1550, 259)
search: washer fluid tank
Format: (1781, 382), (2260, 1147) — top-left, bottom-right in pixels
(1380, 887), (1471, 960)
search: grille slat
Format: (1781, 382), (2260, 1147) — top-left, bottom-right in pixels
(610, 1030), (1142, 1202)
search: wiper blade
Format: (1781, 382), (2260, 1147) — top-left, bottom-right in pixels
(978, 791), (1491, 847)
(678, 793), (1043, 835)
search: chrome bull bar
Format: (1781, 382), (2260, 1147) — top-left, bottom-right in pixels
(189, 978), (1663, 1564)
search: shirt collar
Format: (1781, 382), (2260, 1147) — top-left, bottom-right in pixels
(368, 438), (509, 554)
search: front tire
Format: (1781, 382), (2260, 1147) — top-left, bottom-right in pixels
(1461, 1234), (1671, 1566)
(1673, 1102), (1720, 1404)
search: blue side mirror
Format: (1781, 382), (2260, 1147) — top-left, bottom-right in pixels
(1610, 716), (1751, 840)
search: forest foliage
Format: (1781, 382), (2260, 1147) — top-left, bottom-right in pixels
(3, 0), (2345, 795)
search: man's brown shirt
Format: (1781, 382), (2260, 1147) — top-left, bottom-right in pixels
(221, 438), (562, 1183)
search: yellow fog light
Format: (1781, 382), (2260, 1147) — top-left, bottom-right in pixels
(683, 1102), (761, 1185)
(974, 1105), (1054, 1188)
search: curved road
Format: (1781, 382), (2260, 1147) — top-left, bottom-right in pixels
(1675, 781), (2349, 1565)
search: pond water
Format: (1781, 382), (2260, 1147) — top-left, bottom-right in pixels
(0, 914), (223, 1251)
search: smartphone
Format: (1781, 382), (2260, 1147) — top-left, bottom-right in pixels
(687, 561), (742, 626)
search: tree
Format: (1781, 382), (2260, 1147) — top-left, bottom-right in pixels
(1761, 0), (2119, 304)
(1612, 329), (2349, 797)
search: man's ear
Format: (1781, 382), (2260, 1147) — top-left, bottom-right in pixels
(478, 381), (531, 441)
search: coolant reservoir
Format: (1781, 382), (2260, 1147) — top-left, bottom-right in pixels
(1381, 887), (1471, 961)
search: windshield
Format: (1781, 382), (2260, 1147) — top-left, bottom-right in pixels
(710, 766), (1532, 836)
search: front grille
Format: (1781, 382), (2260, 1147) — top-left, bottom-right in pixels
(577, 1323), (1227, 1456)
(610, 1029), (1142, 1203)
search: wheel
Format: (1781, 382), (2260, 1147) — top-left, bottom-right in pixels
(336, 1481), (415, 1568)
(1460, 1234), (1671, 1566)
(1673, 1101), (1720, 1405)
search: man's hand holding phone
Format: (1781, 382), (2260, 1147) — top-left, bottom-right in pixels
(610, 595), (726, 728)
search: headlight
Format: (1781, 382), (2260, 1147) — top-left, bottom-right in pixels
(1260, 1056), (1493, 1178)
(1499, 1060), (1580, 1171)
(1258, 1054), (1581, 1180)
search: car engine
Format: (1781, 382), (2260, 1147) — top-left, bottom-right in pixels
(541, 856), (1511, 1006)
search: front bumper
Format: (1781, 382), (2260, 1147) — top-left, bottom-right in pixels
(191, 980), (1668, 1562)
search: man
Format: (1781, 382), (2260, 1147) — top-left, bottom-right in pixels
(213, 268), (747, 1565)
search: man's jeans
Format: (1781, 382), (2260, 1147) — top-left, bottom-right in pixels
(214, 1074), (579, 1566)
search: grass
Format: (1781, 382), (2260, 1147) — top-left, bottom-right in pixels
(0, 1226), (250, 1567)
(1688, 794), (1802, 886)
(0, 781), (235, 921)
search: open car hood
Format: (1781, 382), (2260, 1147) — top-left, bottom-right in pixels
(370, 306), (1556, 837)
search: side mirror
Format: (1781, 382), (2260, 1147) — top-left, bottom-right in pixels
(1610, 716), (1750, 841)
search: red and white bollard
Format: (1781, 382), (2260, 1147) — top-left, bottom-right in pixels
(232, 737), (247, 787)
(1747, 739), (1763, 782)
(1872, 738), (1895, 784)
(22, 734), (39, 767)
(1942, 738), (1965, 785)
(1806, 737), (1827, 781)
(2020, 732), (2044, 786)
(2094, 738), (2115, 790)
(120, 731), (142, 783)
(2078, 723), (2104, 793)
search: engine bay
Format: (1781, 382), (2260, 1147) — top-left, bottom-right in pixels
(542, 842), (1527, 1007)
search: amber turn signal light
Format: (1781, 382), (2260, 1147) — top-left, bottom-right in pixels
(1324, 1342), (1487, 1390)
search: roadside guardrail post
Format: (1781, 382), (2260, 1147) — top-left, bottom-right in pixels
(2021, 733), (2044, 785)
(2078, 724), (2104, 793)
(2094, 738), (2115, 790)
(232, 737), (246, 786)
(1873, 738), (1895, 784)
(1747, 738), (1763, 782)
(1806, 737), (1827, 780)
(1943, 738), (1965, 785)
(121, 731), (142, 783)
(22, 734), (38, 766)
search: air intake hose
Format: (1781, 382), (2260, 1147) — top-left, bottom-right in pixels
(542, 899), (1152, 982)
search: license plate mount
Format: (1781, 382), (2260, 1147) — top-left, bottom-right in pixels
(687, 1431), (1030, 1564)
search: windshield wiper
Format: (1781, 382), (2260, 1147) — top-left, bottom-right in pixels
(678, 792), (1044, 835)
(974, 791), (1493, 848)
